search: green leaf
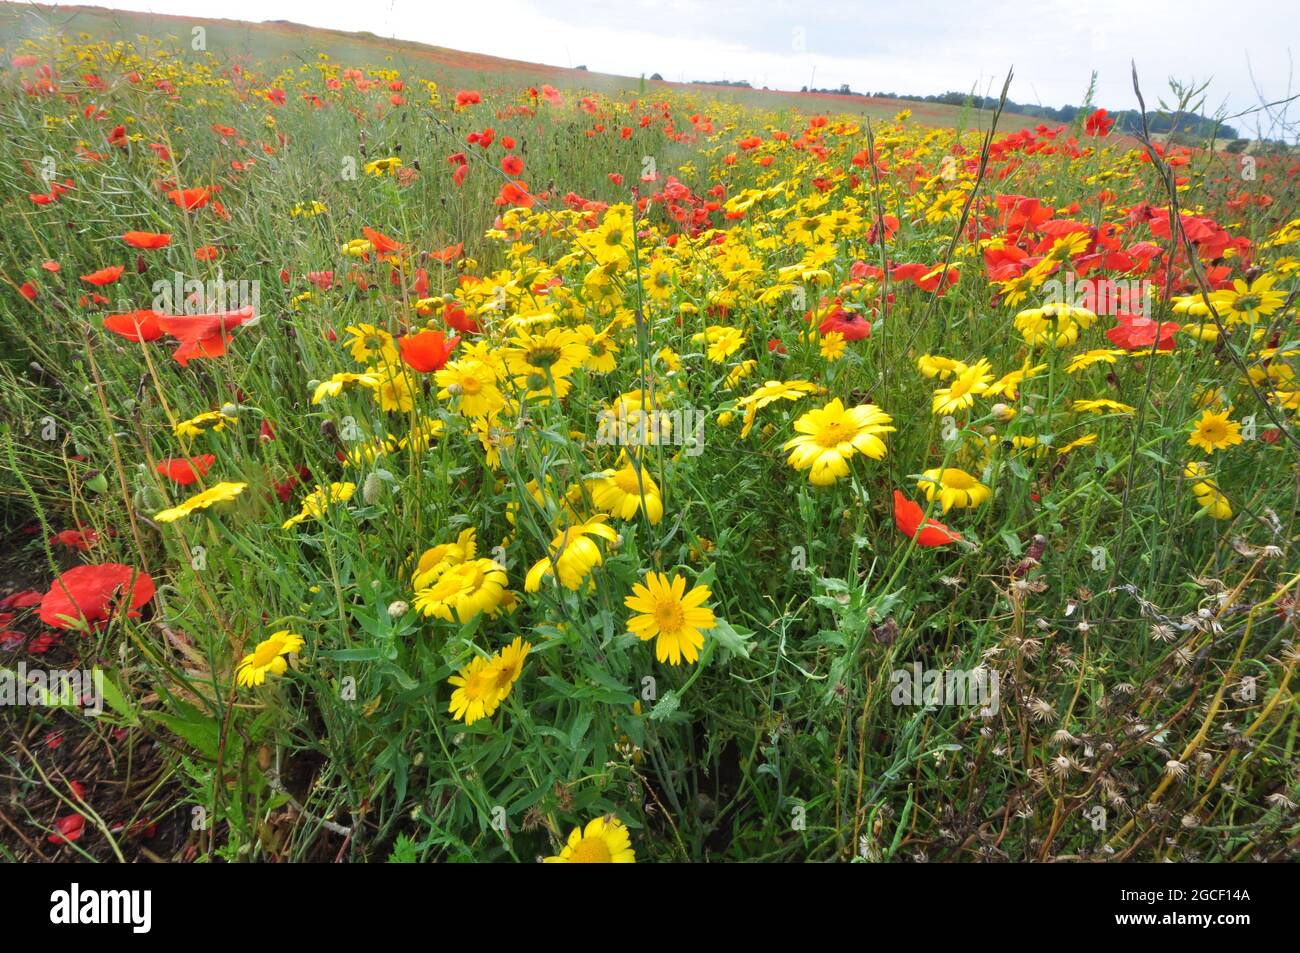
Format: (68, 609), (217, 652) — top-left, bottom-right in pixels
(146, 703), (222, 761)
(318, 647), (382, 661)
(98, 670), (141, 727)
(649, 689), (681, 721)
(567, 710), (594, 750)
(708, 618), (754, 660)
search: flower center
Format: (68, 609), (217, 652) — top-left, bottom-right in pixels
(818, 421), (852, 445)
(571, 835), (613, 863)
(653, 597), (685, 634)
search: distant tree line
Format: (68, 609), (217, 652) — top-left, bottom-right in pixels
(795, 85), (1240, 140)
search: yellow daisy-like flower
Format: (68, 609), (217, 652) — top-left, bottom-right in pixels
(154, 481), (247, 523)
(917, 354), (968, 380)
(371, 362), (416, 413)
(820, 331), (846, 362)
(1057, 433), (1098, 454)
(1073, 398), (1135, 415)
(543, 815), (636, 863)
(1187, 409), (1243, 454)
(1013, 303), (1096, 347)
(473, 412), (516, 468)
(783, 398), (894, 485)
(918, 467), (991, 512)
(503, 327), (590, 383)
(625, 571), (715, 666)
(1208, 274), (1285, 323)
(724, 359), (758, 388)
(447, 654), (498, 725)
(736, 379), (820, 438)
(343, 323), (398, 364)
(988, 362), (1046, 400)
(282, 482), (356, 530)
(235, 630), (305, 688)
(412, 528), (478, 589)
(1066, 349), (1125, 374)
(524, 516), (619, 591)
(435, 358), (506, 418)
(578, 324), (620, 373)
(482, 637), (532, 704)
(290, 200), (327, 218)
(931, 359), (994, 415)
(414, 557), (507, 623)
(645, 257), (676, 301)
(696, 325), (746, 363)
(363, 156), (402, 176)
(588, 463), (664, 525)
(173, 409), (236, 439)
(1183, 462), (1232, 519)
(311, 372), (379, 405)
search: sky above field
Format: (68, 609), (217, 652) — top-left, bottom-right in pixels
(100, 0), (1296, 134)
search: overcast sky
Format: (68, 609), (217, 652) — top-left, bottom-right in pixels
(88, 0), (1298, 133)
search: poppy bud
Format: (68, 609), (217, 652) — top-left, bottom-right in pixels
(134, 484), (165, 511)
(990, 403), (1016, 422)
(387, 600), (409, 619)
(136, 254), (146, 274)
(362, 471), (385, 504)
(220, 403), (239, 418)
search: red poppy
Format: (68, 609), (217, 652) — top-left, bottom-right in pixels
(495, 180), (534, 208)
(501, 154), (524, 176)
(157, 306), (254, 365)
(19, 281), (38, 301)
(893, 491), (962, 547)
(48, 814), (85, 845)
(818, 303), (871, 341)
(1084, 108), (1115, 137)
(194, 245), (219, 261)
(398, 329), (459, 372)
(362, 226), (403, 255)
(122, 231), (172, 249)
(273, 465), (311, 503)
(1106, 314), (1179, 351)
(455, 89), (481, 108)
(155, 455), (216, 486)
(38, 563), (155, 631)
(429, 243), (463, 264)
(443, 301), (480, 334)
(103, 309), (165, 342)
(166, 186), (214, 211)
(0, 590), (43, 610)
(49, 529), (99, 552)
(80, 265), (124, 287)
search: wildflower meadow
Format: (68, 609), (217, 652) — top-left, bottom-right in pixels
(1, 4), (1298, 870)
